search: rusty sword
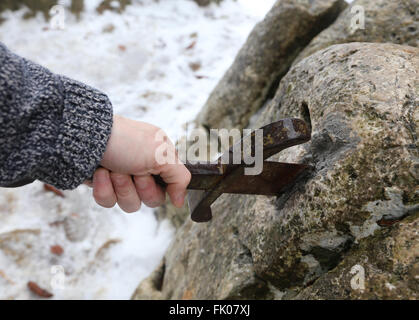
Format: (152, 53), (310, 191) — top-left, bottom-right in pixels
(153, 118), (312, 223)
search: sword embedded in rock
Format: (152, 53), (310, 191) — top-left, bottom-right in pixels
(2, 118), (311, 222)
(153, 118), (312, 223)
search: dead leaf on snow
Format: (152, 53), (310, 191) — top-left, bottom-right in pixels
(27, 281), (53, 298)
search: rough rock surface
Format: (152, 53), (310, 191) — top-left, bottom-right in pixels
(133, 42), (418, 299)
(193, 0), (223, 7)
(196, 0), (347, 130)
(294, 0), (419, 64)
(154, 201), (189, 231)
(295, 211), (419, 299)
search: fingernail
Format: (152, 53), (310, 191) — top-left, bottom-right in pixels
(150, 200), (162, 208)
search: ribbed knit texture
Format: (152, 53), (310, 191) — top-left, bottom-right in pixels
(0, 42), (113, 190)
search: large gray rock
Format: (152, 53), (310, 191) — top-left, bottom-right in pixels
(196, 0), (347, 130)
(295, 211), (419, 299)
(294, 0), (419, 64)
(133, 42), (418, 299)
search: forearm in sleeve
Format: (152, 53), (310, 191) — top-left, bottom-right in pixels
(0, 42), (113, 190)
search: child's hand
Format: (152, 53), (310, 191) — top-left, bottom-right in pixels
(89, 115), (191, 213)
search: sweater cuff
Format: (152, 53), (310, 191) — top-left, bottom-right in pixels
(34, 76), (113, 190)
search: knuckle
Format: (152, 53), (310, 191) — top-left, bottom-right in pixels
(110, 173), (127, 185)
(111, 174), (132, 196)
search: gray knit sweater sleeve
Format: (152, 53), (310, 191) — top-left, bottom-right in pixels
(0, 42), (113, 190)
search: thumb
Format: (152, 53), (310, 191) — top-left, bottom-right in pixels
(155, 163), (191, 208)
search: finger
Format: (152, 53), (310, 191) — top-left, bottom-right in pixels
(134, 175), (166, 208)
(110, 173), (142, 213)
(92, 168), (117, 208)
(155, 164), (191, 208)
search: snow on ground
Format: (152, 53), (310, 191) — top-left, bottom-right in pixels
(0, 0), (275, 299)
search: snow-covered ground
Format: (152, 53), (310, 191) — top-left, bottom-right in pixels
(0, 0), (275, 299)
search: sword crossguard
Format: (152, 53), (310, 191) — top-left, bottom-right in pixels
(160, 118), (312, 223)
